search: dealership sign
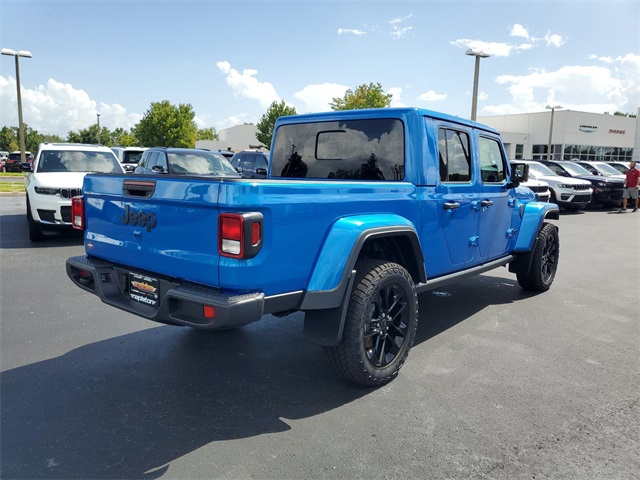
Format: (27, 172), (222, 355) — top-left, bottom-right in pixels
(579, 125), (598, 133)
(609, 129), (626, 134)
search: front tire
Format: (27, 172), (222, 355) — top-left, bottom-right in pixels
(324, 259), (418, 387)
(26, 197), (46, 242)
(517, 222), (559, 292)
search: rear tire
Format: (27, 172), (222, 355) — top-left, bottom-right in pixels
(26, 197), (46, 242)
(517, 222), (559, 292)
(324, 259), (418, 387)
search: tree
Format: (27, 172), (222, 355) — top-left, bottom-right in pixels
(256, 100), (297, 148)
(0, 124), (49, 152)
(196, 127), (219, 141)
(66, 124), (112, 146)
(330, 82), (392, 111)
(0, 126), (18, 152)
(134, 100), (198, 148)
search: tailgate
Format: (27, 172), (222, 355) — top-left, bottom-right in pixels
(82, 175), (221, 288)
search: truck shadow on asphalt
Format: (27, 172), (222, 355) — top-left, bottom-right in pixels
(0, 213), (83, 249)
(0, 272), (532, 480)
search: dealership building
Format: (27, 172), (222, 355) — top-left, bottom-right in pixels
(478, 108), (637, 164)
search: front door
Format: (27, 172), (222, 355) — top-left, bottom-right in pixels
(476, 135), (514, 260)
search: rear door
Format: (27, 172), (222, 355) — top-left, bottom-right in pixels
(435, 125), (478, 270)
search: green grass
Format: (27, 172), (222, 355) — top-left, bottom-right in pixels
(0, 183), (25, 193)
(0, 171), (26, 193)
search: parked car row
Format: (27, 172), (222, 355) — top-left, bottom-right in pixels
(17, 141), (638, 242)
(512, 160), (640, 211)
(3, 150), (34, 172)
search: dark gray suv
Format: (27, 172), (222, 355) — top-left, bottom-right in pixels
(134, 148), (239, 177)
(230, 150), (269, 179)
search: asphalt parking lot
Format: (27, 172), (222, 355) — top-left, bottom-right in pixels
(1, 194), (638, 480)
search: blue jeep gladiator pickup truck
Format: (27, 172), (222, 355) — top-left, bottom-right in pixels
(66, 107), (560, 386)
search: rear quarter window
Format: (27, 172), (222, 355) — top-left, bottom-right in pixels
(271, 118), (405, 181)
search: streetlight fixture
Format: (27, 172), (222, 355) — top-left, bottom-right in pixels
(96, 113), (101, 145)
(546, 105), (563, 160)
(465, 48), (490, 121)
(2, 48), (32, 163)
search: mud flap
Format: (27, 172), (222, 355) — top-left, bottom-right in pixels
(303, 271), (356, 347)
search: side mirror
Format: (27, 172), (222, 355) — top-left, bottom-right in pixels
(256, 167), (267, 176)
(20, 162), (33, 172)
(509, 162), (528, 187)
(123, 164), (135, 173)
(152, 165), (167, 174)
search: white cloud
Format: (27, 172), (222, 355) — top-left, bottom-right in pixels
(544, 33), (566, 48)
(0, 77), (140, 137)
(453, 28), (566, 57)
(390, 26), (413, 40)
(294, 83), (350, 113)
(216, 60), (280, 109)
(389, 14), (413, 39)
(418, 90), (447, 102)
(514, 43), (534, 51)
(485, 56), (638, 115)
(337, 28), (366, 36)
(451, 39), (513, 57)
(390, 14), (413, 25)
(388, 87), (406, 107)
(589, 54), (614, 64)
(510, 24), (529, 39)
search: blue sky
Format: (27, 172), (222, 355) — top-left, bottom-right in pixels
(1, 0), (639, 137)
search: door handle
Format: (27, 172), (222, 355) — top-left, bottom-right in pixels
(444, 202), (460, 210)
(481, 199), (494, 207)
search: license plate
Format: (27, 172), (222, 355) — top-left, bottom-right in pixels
(129, 272), (159, 306)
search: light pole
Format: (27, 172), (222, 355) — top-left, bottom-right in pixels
(465, 48), (490, 121)
(546, 105), (562, 160)
(2, 48), (32, 163)
(96, 113), (101, 145)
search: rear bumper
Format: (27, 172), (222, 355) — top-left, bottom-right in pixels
(66, 255), (275, 329)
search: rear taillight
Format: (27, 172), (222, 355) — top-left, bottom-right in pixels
(71, 196), (84, 230)
(218, 212), (263, 259)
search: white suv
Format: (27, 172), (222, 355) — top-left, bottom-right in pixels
(24, 143), (124, 241)
(522, 160), (592, 210)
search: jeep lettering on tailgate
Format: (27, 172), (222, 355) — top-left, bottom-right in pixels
(120, 204), (156, 232)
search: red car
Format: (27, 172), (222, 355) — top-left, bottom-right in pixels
(4, 151), (33, 172)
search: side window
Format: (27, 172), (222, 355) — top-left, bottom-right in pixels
(479, 136), (506, 183)
(138, 151), (150, 168)
(438, 128), (471, 183)
(155, 152), (168, 171)
(147, 152), (159, 170)
(231, 154), (243, 169)
(242, 155), (255, 173)
(545, 162), (563, 175)
(255, 155), (268, 170)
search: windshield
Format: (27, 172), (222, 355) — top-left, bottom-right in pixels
(122, 151), (144, 164)
(527, 162), (557, 178)
(167, 151), (240, 176)
(607, 163), (627, 174)
(560, 162), (591, 176)
(36, 150), (122, 173)
(594, 162), (623, 176)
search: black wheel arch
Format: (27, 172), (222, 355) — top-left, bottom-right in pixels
(303, 226), (425, 347)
